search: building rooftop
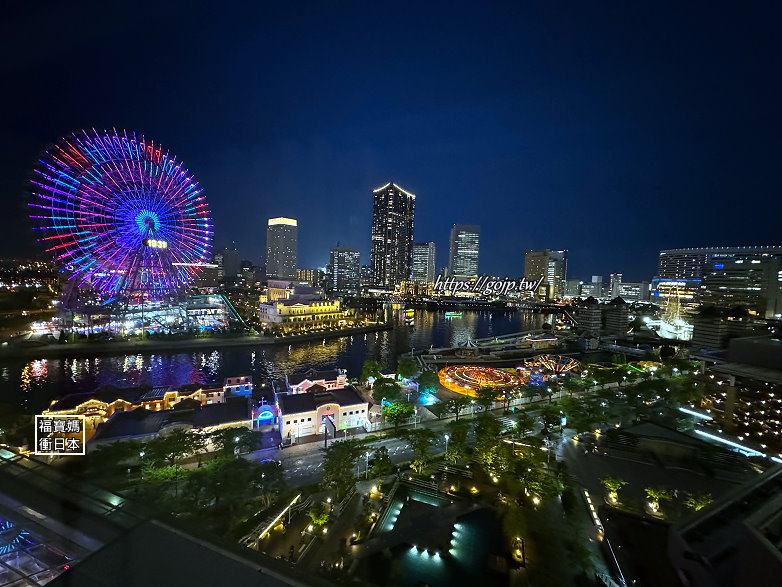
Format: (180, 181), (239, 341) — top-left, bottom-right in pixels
(191, 399), (250, 428)
(278, 386), (365, 415)
(91, 410), (170, 441)
(48, 384), (221, 413)
(139, 386), (173, 400)
(287, 369), (341, 386)
(91, 399), (250, 441)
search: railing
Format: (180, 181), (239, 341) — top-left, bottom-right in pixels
(241, 493), (308, 548)
(334, 485), (356, 515)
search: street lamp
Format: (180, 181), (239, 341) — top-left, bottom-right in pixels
(444, 434), (450, 454)
(365, 451), (370, 479)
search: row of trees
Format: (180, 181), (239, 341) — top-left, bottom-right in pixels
(82, 426), (284, 536)
(86, 426), (257, 477)
(600, 477), (712, 513)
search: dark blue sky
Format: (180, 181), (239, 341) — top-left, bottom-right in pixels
(1, 1), (780, 281)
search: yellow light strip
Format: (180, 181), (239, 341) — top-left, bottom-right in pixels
(268, 217), (297, 226)
(258, 493), (301, 539)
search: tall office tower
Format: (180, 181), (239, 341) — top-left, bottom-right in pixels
(447, 225), (480, 279)
(655, 246), (782, 313)
(412, 242), (437, 283)
(214, 245), (240, 279)
(609, 273), (623, 297)
(524, 249), (568, 299)
(328, 247), (361, 296)
(369, 182), (415, 289)
(266, 217), (298, 280)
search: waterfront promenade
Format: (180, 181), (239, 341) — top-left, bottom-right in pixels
(0, 322), (393, 360)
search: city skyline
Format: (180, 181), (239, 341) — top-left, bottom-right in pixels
(1, 3), (780, 282)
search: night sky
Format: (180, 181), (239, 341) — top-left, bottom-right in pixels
(1, 1), (780, 281)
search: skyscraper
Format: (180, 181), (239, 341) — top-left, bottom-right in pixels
(448, 225), (480, 279)
(266, 217), (297, 280)
(609, 273), (623, 297)
(412, 242), (436, 283)
(524, 249), (568, 299)
(328, 247), (361, 296)
(214, 245), (240, 279)
(369, 182), (415, 289)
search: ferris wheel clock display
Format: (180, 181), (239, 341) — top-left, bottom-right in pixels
(29, 129), (213, 301)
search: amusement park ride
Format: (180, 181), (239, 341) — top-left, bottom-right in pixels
(438, 354), (582, 397)
(29, 129), (240, 335)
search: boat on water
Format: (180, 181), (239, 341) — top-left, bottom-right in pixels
(444, 311), (462, 318)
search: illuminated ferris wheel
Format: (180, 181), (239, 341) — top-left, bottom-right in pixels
(29, 129), (213, 302)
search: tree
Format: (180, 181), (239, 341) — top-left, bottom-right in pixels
(645, 486), (671, 512)
(600, 477), (628, 503)
(144, 429), (194, 468)
(382, 401), (415, 429)
(563, 377), (586, 396)
(683, 492), (712, 512)
(308, 501), (331, 526)
(474, 413), (513, 477)
(396, 356), (419, 380)
(416, 370), (439, 395)
(475, 387), (499, 411)
(321, 439), (363, 499)
(86, 439), (143, 477)
(369, 446), (393, 478)
(361, 360), (383, 384)
(256, 461), (286, 509)
(209, 427), (255, 456)
(374, 378), (402, 403)
(404, 428), (436, 473)
(515, 411), (536, 437)
(539, 403), (562, 431)
(446, 397), (472, 421)
(444, 419), (469, 463)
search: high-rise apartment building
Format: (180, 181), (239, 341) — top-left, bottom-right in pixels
(524, 250), (568, 299)
(327, 247), (361, 297)
(447, 225), (480, 279)
(266, 218), (298, 280)
(369, 182), (415, 289)
(412, 242), (436, 283)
